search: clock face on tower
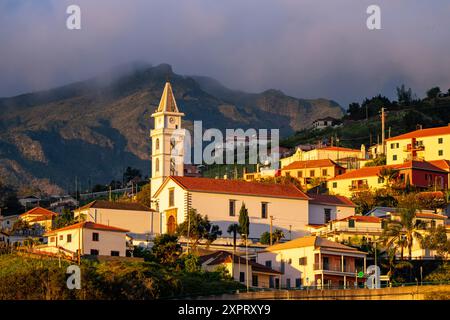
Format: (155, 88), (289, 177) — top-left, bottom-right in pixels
(169, 117), (175, 124)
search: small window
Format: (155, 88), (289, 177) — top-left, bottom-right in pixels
(67, 234), (72, 243)
(297, 171), (303, 178)
(393, 155), (397, 161)
(59, 235), (63, 240)
(265, 260), (272, 268)
(378, 177), (385, 184)
(155, 158), (160, 173)
(50, 237), (55, 243)
(111, 251), (120, 257)
(348, 219), (355, 228)
(286, 278), (291, 288)
(229, 200), (236, 216)
(332, 182), (337, 188)
(252, 275), (258, 287)
(309, 170), (315, 177)
(169, 188), (175, 207)
(261, 202), (268, 219)
(299, 257), (307, 265)
(438, 150), (443, 156)
(438, 138), (443, 144)
(285, 172), (291, 177)
(396, 143), (399, 148)
(90, 249), (99, 256)
(390, 143), (395, 149)
(288, 258), (292, 265)
(92, 232), (99, 242)
(155, 138), (160, 150)
(295, 278), (301, 288)
(240, 272), (245, 283)
(322, 169), (328, 176)
(324, 209), (331, 223)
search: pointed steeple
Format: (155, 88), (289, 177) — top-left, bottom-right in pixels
(157, 82), (179, 113)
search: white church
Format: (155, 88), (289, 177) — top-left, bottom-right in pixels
(148, 82), (356, 240)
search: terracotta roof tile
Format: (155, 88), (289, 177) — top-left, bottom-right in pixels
(329, 161), (446, 181)
(168, 176), (310, 200)
(308, 194), (355, 207)
(45, 221), (129, 235)
(20, 207), (57, 218)
(264, 236), (365, 253)
(386, 125), (450, 141)
(76, 200), (154, 212)
(429, 160), (450, 171)
(282, 159), (344, 170)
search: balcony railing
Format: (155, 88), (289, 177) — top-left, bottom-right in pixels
(349, 184), (369, 191)
(403, 145), (424, 152)
(313, 263), (357, 273)
(321, 226), (383, 234)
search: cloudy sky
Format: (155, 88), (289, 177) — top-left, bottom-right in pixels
(1, 0), (450, 106)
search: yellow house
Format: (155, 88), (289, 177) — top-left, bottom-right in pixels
(20, 207), (57, 231)
(328, 160), (449, 198)
(386, 125), (450, 165)
(200, 250), (282, 288)
(281, 159), (346, 188)
(257, 236), (367, 289)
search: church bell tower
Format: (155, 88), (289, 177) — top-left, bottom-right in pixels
(150, 82), (185, 197)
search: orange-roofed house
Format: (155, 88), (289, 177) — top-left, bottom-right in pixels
(20, 207), (58, 231)
(328, 160), (448, 197)
(39, 222), (129, 258)
(280, 145), (367, 168)
(153, 176), (311, 239)
(386, 124), (450, 165)
(281, 159), (346, 188)
(309, 215), (384, 244)
(256, 236), (367, 289)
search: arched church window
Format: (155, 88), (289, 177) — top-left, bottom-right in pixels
(155, 138), (160, 150)
(155, 158), (160, 173)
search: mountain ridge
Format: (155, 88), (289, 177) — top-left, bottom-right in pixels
(0, 63), (343, 194)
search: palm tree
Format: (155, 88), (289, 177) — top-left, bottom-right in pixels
(227, 224), (241, 253)
(227, 223), (240, 281)
(383, 194), (426, 260)
(272, 229), (285, 243)
(377, 167), (399, 187)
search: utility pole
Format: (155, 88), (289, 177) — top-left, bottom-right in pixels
(289, 225), (292, 240)
(269, 216), (274, 246)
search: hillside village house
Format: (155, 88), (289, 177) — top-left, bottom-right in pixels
(386, 125), (450, 165)
(20, 207), (57, 231)
(200, 250), (282, 288)
(153, 176), (311, 239)
(40, 221), (129, 258)
(281, 159), (346, 188)
(257, 236), (367, 289)
(307, 194), (356, 226)
(0, 213), (19, 231)
(328, 160), (448, 198)
(280, 146), (367, 168)
(308, 215), (383, 244)
(311, 117), (342, 130)
(74, 200), (159, 237)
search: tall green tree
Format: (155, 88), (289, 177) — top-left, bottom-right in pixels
(151, 234), (182, 266)
(238, 203), (250, 240)
(177, 208), (222, 249)
(426, 86), (441, 99)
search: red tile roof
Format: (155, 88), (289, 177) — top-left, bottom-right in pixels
(282, 159), (344, 170)
(264, 236), (366, 254)
(20, 207), (57, 218)
(329, 161), (447, 181)
(308, 194), (356, 207)
(415, 213), (447, 220)
(336, 215), (382, 223)
(45, 222), (129, 235)
(76, 200), (155, 212)
(429, 160), (450, 171)
(386, 125), (450, 141)
(162, 176), (310, 200)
